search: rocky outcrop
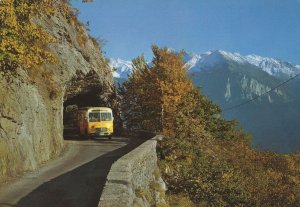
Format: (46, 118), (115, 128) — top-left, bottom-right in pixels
(0, 10), (114, 181)
(99, 136), (167, 207)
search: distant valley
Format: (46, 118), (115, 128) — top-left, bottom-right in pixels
(110, 50), (300, 153)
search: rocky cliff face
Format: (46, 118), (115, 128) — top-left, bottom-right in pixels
(0, 10), (114, 181)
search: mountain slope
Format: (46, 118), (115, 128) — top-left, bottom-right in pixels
(185, 51), (300, 152)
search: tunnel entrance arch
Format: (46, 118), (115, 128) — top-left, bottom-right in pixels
(62, 71), (114, 139)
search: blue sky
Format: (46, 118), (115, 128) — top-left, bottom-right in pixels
(72, 0), (300, 64)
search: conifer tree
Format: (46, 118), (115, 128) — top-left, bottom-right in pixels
(119, 55), (153, 130)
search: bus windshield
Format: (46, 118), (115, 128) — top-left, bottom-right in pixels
(89, 112), (112, 122)
(100, 112), (112, 121)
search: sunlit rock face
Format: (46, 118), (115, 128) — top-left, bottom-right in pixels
(0, 10), (114, 181)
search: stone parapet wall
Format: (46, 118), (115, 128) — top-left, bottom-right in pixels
(99, 135), (167, 207)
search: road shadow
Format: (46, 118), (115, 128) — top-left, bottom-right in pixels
(14, 138), (146, 207)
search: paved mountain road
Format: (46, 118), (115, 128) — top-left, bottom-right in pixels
(0, 136), (144, 207)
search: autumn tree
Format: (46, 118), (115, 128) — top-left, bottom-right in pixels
(0, 0), (57, 71)
(151, 46), (195, 136)
(119, 46), (195, 135)
(0, 0), (92, 72)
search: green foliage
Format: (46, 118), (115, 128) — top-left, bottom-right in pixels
(120, 46), (300, 207)
(118, 55), (155, 130)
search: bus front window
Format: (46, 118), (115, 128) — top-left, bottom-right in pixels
(89, 113), (100, 122)
(101, 112), (112, 121)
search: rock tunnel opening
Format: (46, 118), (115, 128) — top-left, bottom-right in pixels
(62, 71), (112, 139)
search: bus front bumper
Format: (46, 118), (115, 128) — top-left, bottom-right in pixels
(91, 128), (112, 137)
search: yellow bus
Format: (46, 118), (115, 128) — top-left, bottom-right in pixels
(78, 107), (114, 139)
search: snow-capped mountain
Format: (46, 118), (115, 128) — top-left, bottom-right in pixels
(109, 58), (133, 79)
(111, 50), (299, 81)
(184, 50), (300, 153)
(243, 55), (298, 78)
(185, 50), (245, 69)
(185, 50), (300, 80)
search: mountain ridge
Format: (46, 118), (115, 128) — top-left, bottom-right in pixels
(111, 50), (300, 80)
